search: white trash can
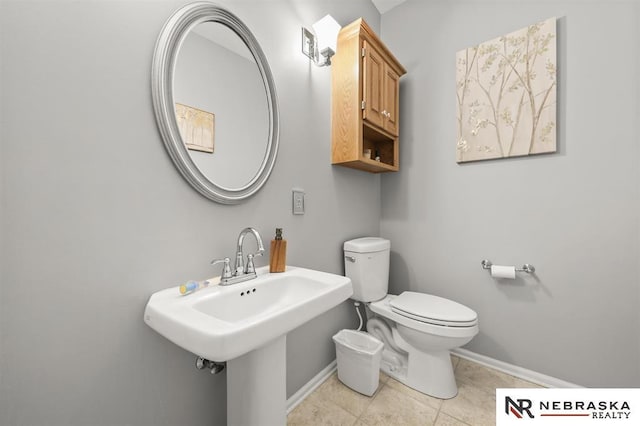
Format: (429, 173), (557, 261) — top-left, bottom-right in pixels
(332, 329), (384, 396)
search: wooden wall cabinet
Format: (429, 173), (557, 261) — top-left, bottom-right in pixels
(331, 19), (406, 173)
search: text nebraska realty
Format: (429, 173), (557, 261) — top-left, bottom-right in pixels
(507, 397), (632, 419)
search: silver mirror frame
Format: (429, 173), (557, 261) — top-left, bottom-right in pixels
(152, 2), (279, 204)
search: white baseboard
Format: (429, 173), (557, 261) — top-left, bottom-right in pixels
(286, 350), (580, 414)
(286, 360), (337, 413)
(452, 348), (582, 389)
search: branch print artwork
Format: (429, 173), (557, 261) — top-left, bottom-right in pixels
(456, 17), (556, 163)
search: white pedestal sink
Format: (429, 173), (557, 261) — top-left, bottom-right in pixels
(144, 266), (352, 425)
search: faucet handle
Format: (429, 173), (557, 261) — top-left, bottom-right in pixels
(244, 249), (264, 274)
(211, 257), (233, 280)
(245, 254), (256, 274)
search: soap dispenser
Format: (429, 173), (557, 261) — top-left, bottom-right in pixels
(269, 228), (287, 273)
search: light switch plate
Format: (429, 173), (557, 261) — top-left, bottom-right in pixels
(292, 189), (305, 215)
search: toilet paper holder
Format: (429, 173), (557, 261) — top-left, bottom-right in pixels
(481, 260), (535, 274)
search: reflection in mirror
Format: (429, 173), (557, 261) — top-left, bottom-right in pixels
(174, 22), (270, 189)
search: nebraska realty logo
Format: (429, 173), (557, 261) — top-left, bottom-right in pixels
(496, 389), (640, 425)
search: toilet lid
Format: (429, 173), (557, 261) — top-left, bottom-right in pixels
(390, 292), (478, 327)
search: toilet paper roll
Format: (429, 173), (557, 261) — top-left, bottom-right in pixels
(490, 265), (516, 279)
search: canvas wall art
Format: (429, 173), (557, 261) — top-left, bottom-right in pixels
(175, 103), (215, 153)
(456, 17), (557, 163)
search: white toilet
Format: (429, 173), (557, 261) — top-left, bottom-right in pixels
(344, 237), (479, 399)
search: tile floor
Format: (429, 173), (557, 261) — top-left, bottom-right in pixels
(287, 356), (542, 426)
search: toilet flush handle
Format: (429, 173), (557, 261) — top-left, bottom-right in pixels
(345, 255), (356, 263)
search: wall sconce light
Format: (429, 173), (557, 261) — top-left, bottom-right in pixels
(301, 14), (341, 67)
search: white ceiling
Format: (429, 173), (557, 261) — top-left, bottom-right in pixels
(371, 0), (407, 14)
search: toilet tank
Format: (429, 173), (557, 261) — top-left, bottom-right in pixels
(343, 237), (390, 302)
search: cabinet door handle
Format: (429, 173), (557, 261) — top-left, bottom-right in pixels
(382, 109), (388, 117)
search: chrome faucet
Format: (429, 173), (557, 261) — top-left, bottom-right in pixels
(234, 227), (265, 275)
(211, 227), (265, 286)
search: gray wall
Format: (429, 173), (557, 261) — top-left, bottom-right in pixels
(0, 1), (380, 425)
(380, 0), (640, 387)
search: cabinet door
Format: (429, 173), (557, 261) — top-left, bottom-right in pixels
(383, 65), (400, 136)
(362, 40), (385, 130)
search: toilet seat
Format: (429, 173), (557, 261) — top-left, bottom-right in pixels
(390, 292), (478, 328)
(369, 295), (478, 340)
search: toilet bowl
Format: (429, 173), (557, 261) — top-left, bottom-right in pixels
(344, 237), (479, 399)
(368, 294), (478, 399)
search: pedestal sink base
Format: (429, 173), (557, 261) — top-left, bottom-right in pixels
(227, 335), (286, 425)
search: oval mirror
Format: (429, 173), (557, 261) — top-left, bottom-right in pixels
(152, 3), (279, 204)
